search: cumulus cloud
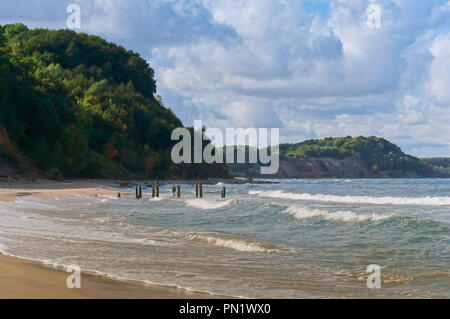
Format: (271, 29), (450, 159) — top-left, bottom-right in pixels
(1, 0), (449, 156)
(425, 33), (450, 104)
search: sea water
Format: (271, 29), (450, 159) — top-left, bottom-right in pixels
(0, 179), (449, 298)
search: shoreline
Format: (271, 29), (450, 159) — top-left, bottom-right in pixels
(0, 252), (229, 299)
(0, 179), (128, 202)
(0, 179), (233, 299)
(0, 178), (278, 202)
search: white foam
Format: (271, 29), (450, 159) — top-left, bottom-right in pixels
(187, 234), (278, 253)
(89, 216), (127, 224)
(250, 190), (450, 206)
(185, 199), (234, 210)
(4, 198), (64, 211)
(282, 206), (393, 222)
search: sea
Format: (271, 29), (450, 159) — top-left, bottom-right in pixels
(0, 179), (449, 298)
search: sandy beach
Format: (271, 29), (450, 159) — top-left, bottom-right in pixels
(0, 253), (221, 299)
(0, 179), (224, 299)
(0, 179), (129, 202)
(0, 178), (255, 202)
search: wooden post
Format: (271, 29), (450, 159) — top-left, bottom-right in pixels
(152, 185), (155, 198)
(195, 183), (199, 198)
(138, 185), (142, 199)
(117, 192), (121, 198)
(156, 181), (159, 197)
(177, 185), (181, 198)
(199, 183), (203, 198)
(172, 186), (176, 196)
(221, 186), (226, 198)
(135, 186), (138, 199)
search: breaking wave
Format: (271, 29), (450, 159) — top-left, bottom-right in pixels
(87, 216), (128, 224)
(250, 190), (450, 206)
(185, 199), (235, 210)
(282, 206), (393, 223)
(187, 233), (279, 253)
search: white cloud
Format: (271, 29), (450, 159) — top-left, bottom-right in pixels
(1, 0), (449, 156)
(425, 33), (450, 105)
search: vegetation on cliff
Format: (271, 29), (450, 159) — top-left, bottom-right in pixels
(0, 24), (227, 179)
(279, 136), (432, 176)
(420, 158), (450, 177)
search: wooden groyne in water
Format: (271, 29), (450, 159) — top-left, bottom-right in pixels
(125, 180), (232, 200)
(116, 178), (277, 200)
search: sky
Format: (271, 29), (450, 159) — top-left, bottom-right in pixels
(0, 0), (449, 157)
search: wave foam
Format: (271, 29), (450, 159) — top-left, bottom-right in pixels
(250, 190), (450, 206)
(282, 206), (393, 222)
(88, 216), (127, 224)
(187, 234), (278, 252)
(185, 199), (235, 210)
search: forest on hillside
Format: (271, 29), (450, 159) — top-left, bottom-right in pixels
(279, 136), (432, 175)
(0, 24), (227, 179)
(421, 158), (450, 176)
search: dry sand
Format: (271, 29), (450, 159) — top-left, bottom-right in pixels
(0, 179), (225, 299)
(0, 179), (127, 202)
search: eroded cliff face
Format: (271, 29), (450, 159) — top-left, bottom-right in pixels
(0, 126), (41, 179)
(276, 154), (373, 178)
(228, 153), (427, 178)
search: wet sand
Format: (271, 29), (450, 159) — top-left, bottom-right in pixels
(0, 253), (221, 299)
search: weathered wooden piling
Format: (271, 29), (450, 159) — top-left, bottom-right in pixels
(117, 192), (121, 198)
(152, 185), (155, 198)
(199, 183), (203, 198)
(135, 186), (138, 199)
(177, 185), (181, 198)
(195, 183), (199, 198)
(138, 185), (142, 199)
(156, 181), (160, 197)
(221, 186), (226, 198)
(172, 186), (176, 196)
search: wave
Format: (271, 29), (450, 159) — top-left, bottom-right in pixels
(282, 206), (393, 223)
(185, 199), (235, 210)
(187, 233), (279, 253)
(0, 198), (65, 212)
(88, 216), (128, 224)
(250, 190), (450, 206)
(148, 196), (165, 201)
(156, 229), (279, 253)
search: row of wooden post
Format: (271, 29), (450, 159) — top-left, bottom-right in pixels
(125, 182), (226, 199)
(132, 181), (159, 199)
(195, 183), (203, 198)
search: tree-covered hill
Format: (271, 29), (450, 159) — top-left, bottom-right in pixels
(279, 136), (430, 175)
(228, 136), (443, 178)
(420, 158), (450, 177)
(0, 24), (227, 179)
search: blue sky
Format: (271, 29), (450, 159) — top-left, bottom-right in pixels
(301, 0), (329, 16)
(1, 0), (449, 157)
